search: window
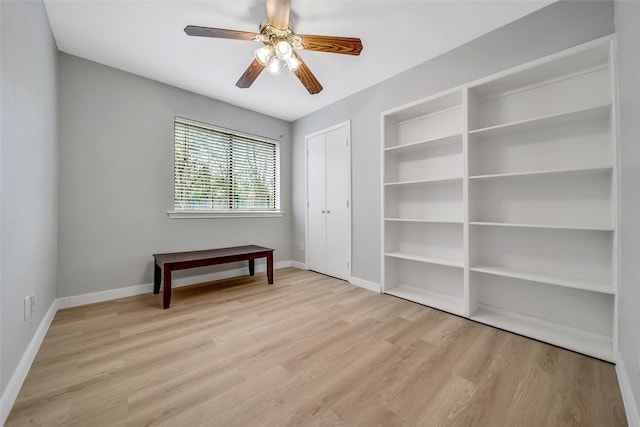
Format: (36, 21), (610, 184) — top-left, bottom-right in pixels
(172, 118), (280, 217)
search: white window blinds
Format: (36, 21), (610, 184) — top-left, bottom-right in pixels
(174, 119), (279, 212)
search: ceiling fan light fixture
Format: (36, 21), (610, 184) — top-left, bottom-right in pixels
(285, 55), (301, 71)
(254, 45), (274, 66)
(275, 40), (293, 60)
(268, 57), (282, 75)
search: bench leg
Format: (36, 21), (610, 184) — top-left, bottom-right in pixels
(249, 259), (255, 276)
(163, 265), (172, 309)
(266, 252), (274, 285)
(153, 262), (161, 294)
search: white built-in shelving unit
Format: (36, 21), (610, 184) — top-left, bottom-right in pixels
(383, 89), (465, 316)
(381, 36), (618, 362)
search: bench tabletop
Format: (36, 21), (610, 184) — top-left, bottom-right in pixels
(154, 245), (274, 265)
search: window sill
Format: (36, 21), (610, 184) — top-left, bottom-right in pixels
(168, 210), (285, 219)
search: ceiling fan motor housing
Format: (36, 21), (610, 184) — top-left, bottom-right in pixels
(257, 20), (303, 50)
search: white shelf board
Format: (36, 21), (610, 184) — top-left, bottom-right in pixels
(384, 133), (462, 153)
(469, 166), (613, 181)
(469, 221), (614, 232)
(470, 265), (614, 294)
(385, 284), (464, 316)
(385, 218), (463, 225)
(385, 177), (463, 187)
(471, 306), (613, 362)
(385, 90), (462, 122)
(468, 42), (610, 97)
(468, 104), (611, 138)
(385, 252), (463, 268)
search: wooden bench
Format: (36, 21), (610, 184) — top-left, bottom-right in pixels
(153, 245), (274, 309)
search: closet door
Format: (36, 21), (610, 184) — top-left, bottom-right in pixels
(306, 122), (351, 281)
(325, 126), (350, 280)
(307, 133), (327, 274)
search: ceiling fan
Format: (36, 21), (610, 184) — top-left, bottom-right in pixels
(184, 0), (363, 95)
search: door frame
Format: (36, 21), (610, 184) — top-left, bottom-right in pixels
(304, 120), (352, 281)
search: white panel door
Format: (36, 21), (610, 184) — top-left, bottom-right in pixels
(325, 126), (350, 280)
(307, 133), (327, 273)
(306, 122), (351, 281)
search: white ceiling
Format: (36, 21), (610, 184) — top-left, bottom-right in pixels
(43, 0), (554, 121)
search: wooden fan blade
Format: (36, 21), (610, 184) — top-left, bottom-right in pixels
(236, 59), (266, 88)
(299, 34), (363, 56)
(184, 25), (258, 41)
(291, 52), (323, 94)
(265, 0), (290, 30)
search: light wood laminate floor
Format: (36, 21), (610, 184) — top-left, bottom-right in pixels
(6, 268), (627, 426)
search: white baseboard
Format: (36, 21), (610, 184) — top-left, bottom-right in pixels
(1, 298), (59, 426)
(288, 267), (379, 293)
(350, 276), (381, 293)
(58, 260), (294, 309)
(57, 282), (153, 309)
(291, 261), (307, 270)
(616, 354), (640, 427)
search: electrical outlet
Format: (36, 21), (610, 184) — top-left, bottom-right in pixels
(24, 296), (31, 320)
(300, 241), (305, 251)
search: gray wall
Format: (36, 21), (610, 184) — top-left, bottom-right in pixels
(0, 0), (59, 393)
(291, 1), (614, 284)
(57, 54), (292, 297)
(615, 0), (640, 416)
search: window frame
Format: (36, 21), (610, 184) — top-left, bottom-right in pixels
(168, 117), (283, 219)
